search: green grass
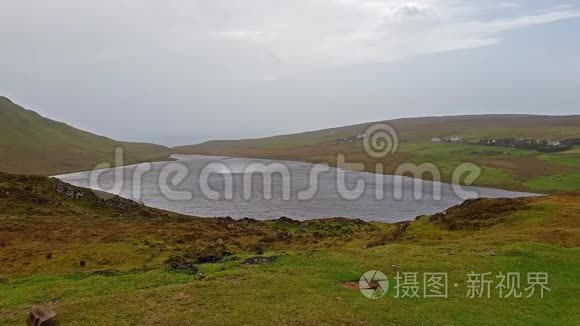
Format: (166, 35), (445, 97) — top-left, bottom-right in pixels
(401, 142), (534, 158)
(394, 142), (580, 191)
(401, 142), (523, 188)
(1, 243), (578, 325)
(175, 131), (580, 192)
(538, 153), (580, 167)
(524, 173), (580, 192)
(560, 145), (580, 154)
(0, 173), (578, 324)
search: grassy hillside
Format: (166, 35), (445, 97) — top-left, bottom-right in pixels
(0, 173), (578, 324)
(3, 97), (578, 192)
(0, 97), (170, 175)
(174, 115), (580, 192)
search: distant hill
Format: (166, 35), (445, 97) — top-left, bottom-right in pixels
(3, 96), (579, 191)
(175, 114), (580, 154)
(174, 114), (580, 192)
(0, 97), (170, 175)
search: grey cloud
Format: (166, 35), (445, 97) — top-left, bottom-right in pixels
(0, 0), (579, 145)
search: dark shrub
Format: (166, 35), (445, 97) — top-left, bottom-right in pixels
(165, 255), (199, 275)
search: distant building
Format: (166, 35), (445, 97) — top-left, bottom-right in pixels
(547, 140), (561, 146)
(480, 139), (497, 145)
(431, 137), (441, 143)
(447, 136), (462, 142)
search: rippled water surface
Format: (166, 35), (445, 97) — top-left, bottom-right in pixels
(55, 155), (539, 222)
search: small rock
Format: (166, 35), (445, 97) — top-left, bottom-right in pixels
(27, 306), (56, 326)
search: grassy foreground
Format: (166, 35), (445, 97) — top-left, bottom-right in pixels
(0, 173), (578, 325)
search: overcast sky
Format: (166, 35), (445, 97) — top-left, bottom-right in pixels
(1, 0), (579, 146)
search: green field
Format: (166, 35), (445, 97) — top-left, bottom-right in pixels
(173, 115), (580, 193)
(524, 173), (580, 192)
(176, 138), (580, 193)
(0, 173), (578, 325)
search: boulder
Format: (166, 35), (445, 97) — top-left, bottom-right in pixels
(27, 306), (56, 326)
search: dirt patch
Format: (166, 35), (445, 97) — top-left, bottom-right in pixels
(429, 197), (533, 230)
(481, 159), (520, 170)
(339, 281), (360, 290)
(479, 156), (577, 178)
(366, 221), (410, 247)
(339, 280), (382, 291)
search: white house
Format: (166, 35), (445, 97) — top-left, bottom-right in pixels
(431, 137), (441, 143)
(547, 140), (561, 146)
